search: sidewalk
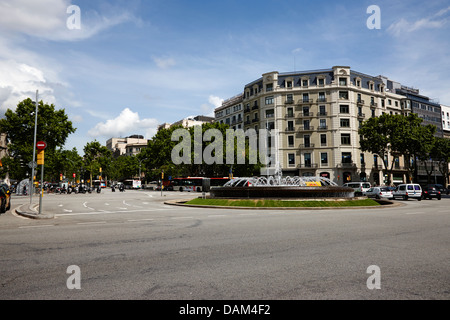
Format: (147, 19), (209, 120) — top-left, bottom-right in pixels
(15, 201), (54, 219)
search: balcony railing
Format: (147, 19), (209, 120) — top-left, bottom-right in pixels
(357, 100), (365, 105)
(357, 113), (365, 118)
(285, 127), (295, 132)
(299, 126), (314, 131)
(317, 98), (327, 103)
(337, 162), (356, 168)
(299, 143), (315, 148)
(300, 99), (313, 104)
(298, 163), (318, 169)
(299, 112), (314, 117)
(317, 126), (328, 130)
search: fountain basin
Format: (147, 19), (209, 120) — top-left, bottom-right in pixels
(210, 185), (354, 199)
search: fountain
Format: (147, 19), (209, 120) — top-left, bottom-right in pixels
(210, 164), (354, 199)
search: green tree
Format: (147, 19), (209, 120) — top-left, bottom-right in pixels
(359, 113), (436, 184)
(430, 137), (450, 187)
(0, 98), (76, 181)
(83, 141), (112, 186)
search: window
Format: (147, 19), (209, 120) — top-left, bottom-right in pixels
(304, 135), (311, 148)
(286, 107), (294, 117)
(319, 105), (326, 116)
(304, 153), (311, 166)
(339, 91), (349, 99)
(303, 106), (310, 116)
(341, 134), (351, 145)
(320, 134), (327, 146)
(318, 92), (326, 102)
(339, 78), (347, 86)
(303, 120), (310, 130)
(302, 93), (309, 103)
(286, 94), (294, 103)
(265, 109), (274, 118)
(360, 153), (365, 165)
(340, 105), (350, 113)
(342, 152), (352, 163)
(357, 93), (362, 103)
(302, 79), (308, 87)
(321, 153), (328, 165)
(265, 96), (274, 105)
(288, 136), (294, 148)
(287, 120), (294, 132)
(318, 78), (325, 86)
(266, 83), (273, 92)
(288, 153), (295, 167)
(319, 119), (327, 129)
(286, 81), (293, 88)
(340, 118), (350, 127)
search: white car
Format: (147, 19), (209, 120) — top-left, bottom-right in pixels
(343, 182), (372, 195)
(364, 186), (394, 200)
(392, 183), (422, 201)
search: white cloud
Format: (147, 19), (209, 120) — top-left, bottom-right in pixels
(88, 108), (159, 140)
(388, 6), (449, 36)
(201, 95), (223, 117)
(153, 57), (176, 69)
(0, 59), (58, 114)
(0, 0), (135, 41)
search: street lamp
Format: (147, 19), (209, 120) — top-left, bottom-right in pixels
(30, 90), (38, 204)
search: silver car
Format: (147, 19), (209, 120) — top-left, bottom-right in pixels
(364, 186), (394, 200)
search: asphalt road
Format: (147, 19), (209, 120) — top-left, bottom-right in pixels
(0, 189), (449, 300)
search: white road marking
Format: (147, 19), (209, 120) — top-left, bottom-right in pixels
(19, 225), (55, 229)
(127, 218), (155, 222)
(77, 221), (107, 225)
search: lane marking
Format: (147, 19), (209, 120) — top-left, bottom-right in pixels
(171, 216), (193, 220)
(127, 218), (155, 222)
(19, 225), (55, 229)
(77, 221), (107, 225)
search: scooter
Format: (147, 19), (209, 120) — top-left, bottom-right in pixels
(96, 186), (101, 193)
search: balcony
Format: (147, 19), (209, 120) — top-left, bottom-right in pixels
(244, 107), (251, 113)
(372, 165), (383, 170)
(252, 118), (259, 123)
(299, 112), (314, 117)
(337, 162), (357, 169)
(285, 127), (295, 132)
(357, 113), (366, 119)
(299, 126), (314, 131)
(317, 98), (327, 103)
(317, 126), (328, 131)
(252, 105), (259, 110)
(370, 102), (378, 108)
(298, 163), (318, 169)
(285, 113), (295, 118)
(318, 111), (328, 116)
(357, 100), (365, 105)
(285, 100), (295, 105)
(299, 99), (313, 105)
(299, 143), (315, 149)
(244, 120), (251, 125)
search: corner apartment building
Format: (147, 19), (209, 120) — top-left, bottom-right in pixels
(216, 66), (445, 186)
(441, 104), (450, 139)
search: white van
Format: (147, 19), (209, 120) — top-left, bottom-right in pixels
(343, 182), (372, 194)
(392, 184), (422, 201)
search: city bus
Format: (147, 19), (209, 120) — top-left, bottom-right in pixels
(169, 177), (230, 192)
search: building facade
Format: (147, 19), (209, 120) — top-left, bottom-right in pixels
(215, 93), (244, 130)
(441, 104), (450, 139)
(106, 135), (149, 157)
(158, 115), (215, 131)
(216, 66), (447, 186)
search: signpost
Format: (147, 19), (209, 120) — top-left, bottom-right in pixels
(36, 141), (46, 215)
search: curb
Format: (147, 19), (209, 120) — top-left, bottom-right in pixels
(15, 203), (55, 220)
(164, 198), (405, 210)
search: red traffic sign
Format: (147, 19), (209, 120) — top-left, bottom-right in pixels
(36, 141), (47, 150)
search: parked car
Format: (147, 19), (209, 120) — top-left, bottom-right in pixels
(0, 182), (11, 213)
(364, 186), (394, 200)
(343, 182), (372, 195)
(422, 186), (442, 200)
(392, 183), (422, 201)
(427, 184), (449, 195)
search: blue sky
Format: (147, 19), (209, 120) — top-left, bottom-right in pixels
(1, 0), (450, 152)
